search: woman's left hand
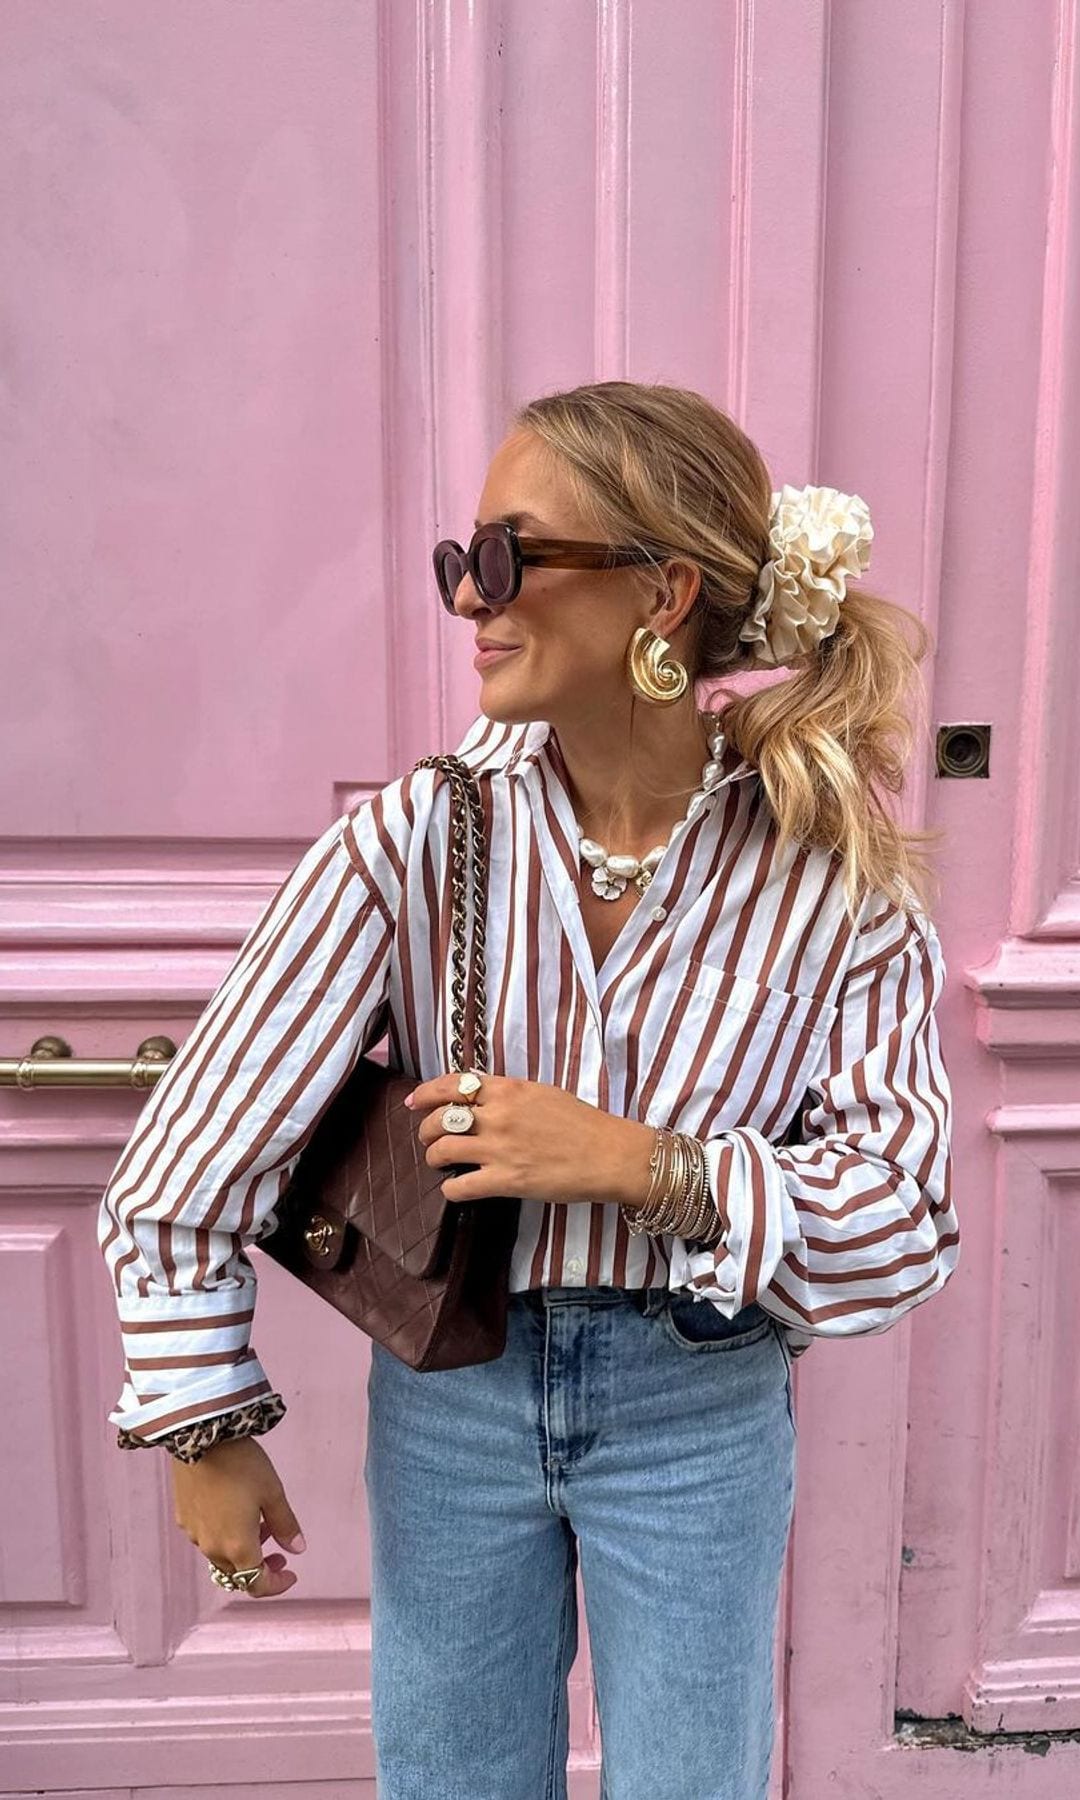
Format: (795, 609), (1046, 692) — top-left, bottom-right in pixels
(404, 1073), (655, 1209)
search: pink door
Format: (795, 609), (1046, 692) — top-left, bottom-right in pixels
(3, 3), (1080, 1795)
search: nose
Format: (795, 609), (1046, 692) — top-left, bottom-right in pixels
(452, 568), (498, 625)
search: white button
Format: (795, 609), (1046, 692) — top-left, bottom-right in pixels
(650, 904), (667, 921)
(565, 1257), (584, 1276)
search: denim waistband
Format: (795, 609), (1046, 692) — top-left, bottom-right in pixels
(511, 1289), (776, 1333)
(512, 1285), (668, 1312)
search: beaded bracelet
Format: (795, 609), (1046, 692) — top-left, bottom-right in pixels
(116, 1392), (288, 1465)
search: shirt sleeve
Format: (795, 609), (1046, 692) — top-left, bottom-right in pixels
(667, 898), (960, 1349)
(97, 792), (405, 1443)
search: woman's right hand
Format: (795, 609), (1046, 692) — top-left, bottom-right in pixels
(171, 1435), (307, 1597)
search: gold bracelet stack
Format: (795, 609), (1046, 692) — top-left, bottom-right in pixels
(619, 1127), (728, 1246)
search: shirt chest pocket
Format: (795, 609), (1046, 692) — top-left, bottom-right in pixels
(667, 959), (838, 1137)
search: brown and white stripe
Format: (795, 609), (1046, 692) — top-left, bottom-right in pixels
(99, 709), (959, 1440)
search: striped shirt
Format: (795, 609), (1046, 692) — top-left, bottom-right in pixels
(98, 709), (960, 1441)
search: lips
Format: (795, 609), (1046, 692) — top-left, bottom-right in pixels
(473, 641), (522, 671)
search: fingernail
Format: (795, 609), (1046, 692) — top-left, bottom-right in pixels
(403, 1093), (415, 1108)
(286, 1532), (307, 1553)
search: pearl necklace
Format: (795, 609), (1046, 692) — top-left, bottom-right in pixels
(577, 714), (728, 901)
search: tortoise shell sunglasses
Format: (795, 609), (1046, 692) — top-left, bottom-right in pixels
(432, 519), (660, 614)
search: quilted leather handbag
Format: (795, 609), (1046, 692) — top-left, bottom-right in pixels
(257, 754), (521, 1371)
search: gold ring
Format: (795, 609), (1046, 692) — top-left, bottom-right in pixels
(457, 1070), (483, 1099)
(208, 1560), (265, 1593)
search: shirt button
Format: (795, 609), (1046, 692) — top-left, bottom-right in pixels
(565, 1257), (584, 1277)
(650, 904), (667, 921)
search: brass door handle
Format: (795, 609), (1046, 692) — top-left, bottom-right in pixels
(0, 1035), (178, 1089)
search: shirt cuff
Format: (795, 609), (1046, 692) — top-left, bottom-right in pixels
(106, 1287), (277, 1439)
(664, 1125), (800, 1316)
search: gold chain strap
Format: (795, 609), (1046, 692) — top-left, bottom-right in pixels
(412, 755), (489, 1073)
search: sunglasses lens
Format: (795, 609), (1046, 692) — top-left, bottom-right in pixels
(436, 547), (467, 610)
(475, 533), (513, 602)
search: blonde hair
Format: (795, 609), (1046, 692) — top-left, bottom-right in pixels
(513, 379), (940, 922)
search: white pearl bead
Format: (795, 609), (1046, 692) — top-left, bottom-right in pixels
(572, 736), (725, 900)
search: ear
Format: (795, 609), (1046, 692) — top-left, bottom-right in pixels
(649, 558), (702, 637)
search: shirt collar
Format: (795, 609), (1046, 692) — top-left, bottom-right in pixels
(450, 712), (759, 791)
(450, 712), (551, 780)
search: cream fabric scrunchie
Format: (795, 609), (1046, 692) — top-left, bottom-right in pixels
(737, 482), (874, 666)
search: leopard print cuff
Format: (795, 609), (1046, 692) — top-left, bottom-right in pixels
(116, 1392), (287, 1464)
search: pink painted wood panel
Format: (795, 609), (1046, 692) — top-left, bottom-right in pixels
(2, 0), (1080, 1794)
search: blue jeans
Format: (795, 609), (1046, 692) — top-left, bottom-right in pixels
(363, 1285), (797, 1799)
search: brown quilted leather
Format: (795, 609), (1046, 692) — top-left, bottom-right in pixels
(257, 757), (521, 1372)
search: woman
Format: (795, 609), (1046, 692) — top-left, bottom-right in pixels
(98, 381), (959, 1799)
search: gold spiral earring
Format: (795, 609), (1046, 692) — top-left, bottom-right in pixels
(626, 625), (688, 705)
